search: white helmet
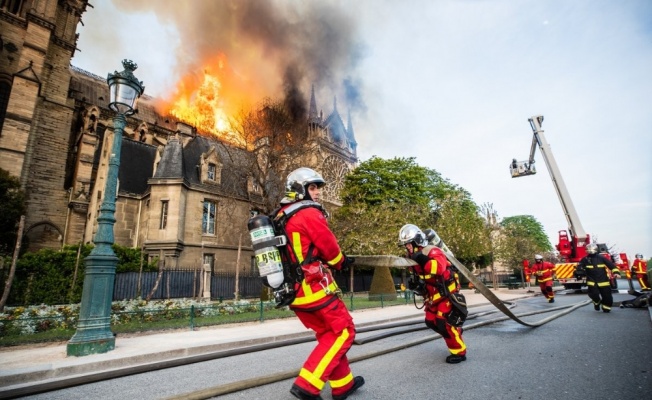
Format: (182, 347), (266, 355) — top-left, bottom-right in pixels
(635, 253), (644, 260)
(534, 254), (543, 261)
(586, 243), (598, 255)
(398, 224), (428, 247)
(281, 167), (325, 204)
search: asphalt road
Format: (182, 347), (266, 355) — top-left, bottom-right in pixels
(20, 291), (651, 400)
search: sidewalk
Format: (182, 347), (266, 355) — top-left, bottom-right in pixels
(0, 288), (538, 392)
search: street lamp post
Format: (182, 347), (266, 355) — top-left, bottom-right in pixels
(67, 60), (144, 356)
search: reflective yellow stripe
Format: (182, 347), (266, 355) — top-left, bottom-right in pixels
(329, 372), (353, 388)
(450, 326), (466, 354)
(291, 281), (339, 306)
(299, 328), (350, 390)
(292, 232), (304, 263)
(327, 252), (343, 266)
(597, 281), (611, 287)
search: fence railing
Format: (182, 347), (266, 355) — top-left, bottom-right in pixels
(0, 292), (412, 346)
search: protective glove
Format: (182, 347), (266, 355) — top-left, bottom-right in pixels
(340, 255), (355, 272)
(410, 251), (430, 267)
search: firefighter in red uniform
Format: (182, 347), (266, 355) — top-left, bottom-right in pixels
(399, 224), (467, 364)
(531, 254), (556, 303)
(278, 168), (364, 400)
(523, 259), (532, 289)
(632, 253), (650, 291)
(576, 243), (621, 312)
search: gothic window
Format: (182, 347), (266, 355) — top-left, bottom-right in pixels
(207, 163), (216, 181)
(1, 0), (24, 15)
(202, 200), (217, 235)
(321, 156), (350, 202)
(0, 77), (11, 135)
(159, 200), (168, 229)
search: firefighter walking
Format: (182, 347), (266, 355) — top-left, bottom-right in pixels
(576, 243), (621, 312)
(531, 254), (556, 303)
(399, 224), (467, 364)
(276, 167), (364, 400)
(632, 253), (650, 291)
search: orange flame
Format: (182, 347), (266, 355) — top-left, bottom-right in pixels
(160, 53), (261, 145)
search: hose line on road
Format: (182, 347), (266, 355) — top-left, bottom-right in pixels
(164, 299), (590, 400)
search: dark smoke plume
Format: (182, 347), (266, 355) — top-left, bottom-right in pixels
(113, 0), (365, 116)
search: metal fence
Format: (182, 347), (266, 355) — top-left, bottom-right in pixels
(112, 270), (381, 301)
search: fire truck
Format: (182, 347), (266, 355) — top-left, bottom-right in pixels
(509, 115), (612, 290)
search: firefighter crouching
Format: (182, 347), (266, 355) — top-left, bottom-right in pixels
(632, 253), (650, 291)
(277, 168), (364, 400)
(576, 243), (621, 312)
(532, 254), (556, 303)
(399, 224), (467, 364)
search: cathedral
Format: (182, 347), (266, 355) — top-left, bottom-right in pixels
(0, 0), (357, 273)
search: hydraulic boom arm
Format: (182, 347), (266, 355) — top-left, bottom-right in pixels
(510, 116), (589, 257)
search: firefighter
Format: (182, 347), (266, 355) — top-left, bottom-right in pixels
(399, 224), (467, 364)
(278, 167), (364, 400)
(631, 253), (650, 291)
(523, 259), (532, 289)
(531, 254), (556, 303)
(576, 243), (621, 312)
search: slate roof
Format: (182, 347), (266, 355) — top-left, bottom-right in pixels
(119, 139), (157, 195)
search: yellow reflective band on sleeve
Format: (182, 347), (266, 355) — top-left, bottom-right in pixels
(292, 232), (304, 263)
(291, 281), (339, 306)
(329, 372), (353, 388)
(418, 274), (433, 280)
(327, 252), (343, 266)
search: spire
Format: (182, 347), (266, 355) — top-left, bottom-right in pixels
(308, 84), (318, 122)
(347, 108), (355, 138)
(333, 96), (338, 113)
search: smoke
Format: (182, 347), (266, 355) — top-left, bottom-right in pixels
(112, 0), (366, 117)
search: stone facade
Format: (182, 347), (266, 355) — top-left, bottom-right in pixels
(0, 1), (358, 275)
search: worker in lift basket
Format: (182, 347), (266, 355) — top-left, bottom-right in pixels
(631, 253), (650, 291)
(576, 243), (621, 312)
(277, 167), (364, 400)
(532, 254), (556, 303)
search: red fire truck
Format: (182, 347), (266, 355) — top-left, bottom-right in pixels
(510, 116), (618, 290)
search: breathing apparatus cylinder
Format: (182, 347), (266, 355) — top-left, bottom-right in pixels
(247, 215), (285, 288)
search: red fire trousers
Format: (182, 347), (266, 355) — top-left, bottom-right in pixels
(293, 297), (357, 397)
(424, 298), (466, 356)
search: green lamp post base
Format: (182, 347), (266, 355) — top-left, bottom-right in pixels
(67, 334), (115, 357)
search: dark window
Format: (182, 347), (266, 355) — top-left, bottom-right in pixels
(159, 200), (168, 229)
(1, 0), (24, 15)
(207, 163), (216, 181)
(0, 79), (11, 135)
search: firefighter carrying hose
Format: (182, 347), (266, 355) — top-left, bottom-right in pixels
(531, 254), (556, 303)
(399, 224), (467, 364)
(576, 243), (621, 312)
(277, 167), (364, 400)
(631, 253), (650, 291)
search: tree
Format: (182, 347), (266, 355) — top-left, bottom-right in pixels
(332, 156), (490, 266)
(493, 215), (552, 272)
(0, 168), (27, 257)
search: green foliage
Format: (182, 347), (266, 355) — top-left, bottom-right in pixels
(332, 156), (490, 270)
(0, 168), (27, 257)
(4, 244), (156, 306)
(493, 215), (552, 270)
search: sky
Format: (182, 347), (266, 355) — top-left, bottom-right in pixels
(72, 0), (652, 260)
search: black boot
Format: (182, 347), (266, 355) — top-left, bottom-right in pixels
(290, 384), (323, 400)
(548, 298), (555, 303)
(446, 354), (467, 364)
(332, 376), (365, 400)
(594, 303), (600, 311)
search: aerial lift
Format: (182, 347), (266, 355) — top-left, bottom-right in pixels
(510, 115), (593, 290)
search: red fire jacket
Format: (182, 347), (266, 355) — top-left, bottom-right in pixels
(532, 261), (555, 283)
(279, 204), (345, 311)
(412, 246), (458, 304)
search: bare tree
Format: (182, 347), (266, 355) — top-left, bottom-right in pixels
(0, 215), (25, 311)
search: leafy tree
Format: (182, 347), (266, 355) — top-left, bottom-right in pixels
(331, 157), (490, 267)
(0, 168), (26, 257)
(493, 215), (552, 271)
